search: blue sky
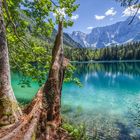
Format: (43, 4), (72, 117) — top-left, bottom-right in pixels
(64, 0), (139, 33)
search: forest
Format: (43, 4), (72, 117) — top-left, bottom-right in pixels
(65, 42), (140, 61)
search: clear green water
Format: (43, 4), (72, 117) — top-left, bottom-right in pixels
(12, 62), (140, 139)
(62, 62), (140, 139)
(11, 73), (39, 104)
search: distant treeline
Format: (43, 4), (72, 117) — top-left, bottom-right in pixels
(64, 42), (140, 61)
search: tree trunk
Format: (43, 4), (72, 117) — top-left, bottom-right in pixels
(44, 21), (67, 127)
(0, 20), (71, 139)
(0, 1), (22, 126)
(0, 87), (72, 140)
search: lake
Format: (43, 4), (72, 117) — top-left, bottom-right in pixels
(12, 62), (140, 139)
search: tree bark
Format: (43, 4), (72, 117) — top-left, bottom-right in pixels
(44, 21), (67, 127)
(0, 0), (22, 126)
(0, 87), (72, 140)
(0, 20), (71, 139)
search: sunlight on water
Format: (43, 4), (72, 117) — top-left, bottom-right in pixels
(62, 62), (140, 139)
(12, 62), (140, 139)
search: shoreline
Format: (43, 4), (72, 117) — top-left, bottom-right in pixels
(70, 60), (140, 64)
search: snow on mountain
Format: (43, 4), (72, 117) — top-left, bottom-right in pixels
(69, 31), (87, 47)
(70, 16), (140, 48)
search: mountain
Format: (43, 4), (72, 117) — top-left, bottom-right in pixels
(70, 16), (140, 48)
(49, 29), (83, 48)
(70, 31), (87, 47)
(63, 32), (82, 48)
(20, 11), (82, 48)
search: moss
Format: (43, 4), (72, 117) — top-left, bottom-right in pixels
(0, 123), (7, 127)
(62, 122), (89, 140)
(31, 132), (36, 140)
(0, 96), (20, 126)
(19, 102), (27, 110)
(2, 112), (12, 116)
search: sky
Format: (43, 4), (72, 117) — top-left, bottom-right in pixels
(64, 0), (140, 34)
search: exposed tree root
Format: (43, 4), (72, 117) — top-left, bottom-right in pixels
(0, 87), (71, 140)
(0, 15), (71, 140)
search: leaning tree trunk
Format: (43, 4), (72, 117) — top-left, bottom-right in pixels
(44, 21), (67, 127)
(0, 1), (22, 126)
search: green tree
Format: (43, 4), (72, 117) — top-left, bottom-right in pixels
(42, 0), (79, 126)
(0, 0), (79, 139)
(0, 0), (22, 126)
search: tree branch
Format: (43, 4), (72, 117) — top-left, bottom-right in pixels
(3, 0), (28, 48)
(50, 0), (59, 7)
(134, 0), (139, 5)
(129, 6), (140, 25)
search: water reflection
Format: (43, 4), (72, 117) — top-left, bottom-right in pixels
(74, 62), (140, 92)
(62, 62), (140, 140)
(75, 62), (140, 76)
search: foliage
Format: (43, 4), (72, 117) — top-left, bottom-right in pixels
(3, 0), (53, 85)
(116, 0), (139, 7)
(65, 42), (140, 61)
(116, 0), (140, 24)
(22, 0), (54, 37)
(22, 0), (79, 30)
(64, 64), (82, 86)
(3, 0), (80, 86)
(8, 34), (52, 86)
(53, 0), (79, 27)
(62, 122), (89, 140)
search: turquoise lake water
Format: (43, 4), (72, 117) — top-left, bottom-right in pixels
(12, 62), (140, 139)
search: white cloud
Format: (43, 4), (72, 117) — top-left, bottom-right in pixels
(53, 8), (66, 18)
(95, 15), (105, 20)
(87, 26), (94, 30)
(94, 7), (117, 21)
(123, 5), (140, 16)
(71, 14), (79, 20)
(105, 7), (117, 16)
